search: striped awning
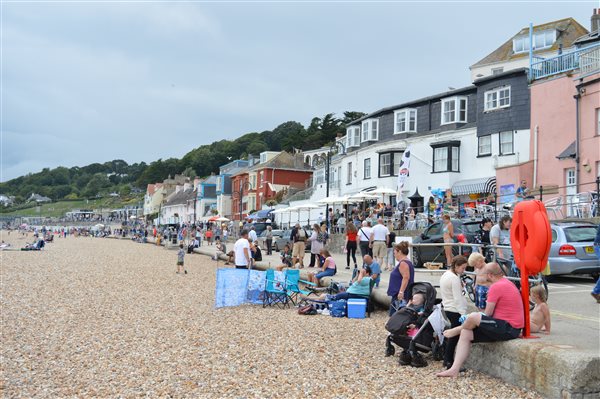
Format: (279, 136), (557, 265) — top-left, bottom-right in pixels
(452, 177), (496, 196)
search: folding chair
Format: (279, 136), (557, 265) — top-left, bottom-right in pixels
(263, 269), (289, 309)
(285, 269), (317, 306)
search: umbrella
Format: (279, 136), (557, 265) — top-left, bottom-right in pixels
(348, 192), (379, 201)
(216, 217), (229, 222)
(208, 216), (219, 222)
(317, 196), (341, 204)
(293, 203), (320, 226)
(370, 187), (397, 204)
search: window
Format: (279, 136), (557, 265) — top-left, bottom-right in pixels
(485, 86), (511, 111)
(441, 96), (468, 124)
(499, 131), (514, 155)
(361, 119), (379, 142)
(363, 158), (371, 179)
(346, 127), (361, 148)
(478, 135), (492, 156)
(347, 162), (353, 184)
(260, 153), (267, 163)
(379, 153), (391, 176)
(566, 168), (576, 186)
(431, 141), (460, 172)
(394, 109), (417, 134)
(596, 108), (600, 135)
(259, 171), (264, 187)
(513, 30), (556, 54)
(491, 67), (504, 75)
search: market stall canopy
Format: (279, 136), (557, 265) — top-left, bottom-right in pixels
(451, 177), (496, 196)
(370, 187), (397, 195)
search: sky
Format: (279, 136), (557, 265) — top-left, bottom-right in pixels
(1, 1), (595, 181)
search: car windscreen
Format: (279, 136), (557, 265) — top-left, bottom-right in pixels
(563, 226), (597, 242)
(459, 223), (481, 234)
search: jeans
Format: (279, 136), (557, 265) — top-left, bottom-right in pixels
(443, 311), (462, 366)
(315, 268), (336, 280)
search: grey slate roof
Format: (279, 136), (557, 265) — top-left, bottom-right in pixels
(556, 141), (576, 159)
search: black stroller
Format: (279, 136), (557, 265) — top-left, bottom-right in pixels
(384, 282), (446, 367)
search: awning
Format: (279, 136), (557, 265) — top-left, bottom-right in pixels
(452, 177), (496, 196)
(247, 209), (273, 219)
(556, 141), (576, 160)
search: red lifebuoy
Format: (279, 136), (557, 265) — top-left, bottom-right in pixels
(510, 200), (552, 275)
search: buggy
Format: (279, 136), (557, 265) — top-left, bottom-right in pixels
(384, 282), (447, 367)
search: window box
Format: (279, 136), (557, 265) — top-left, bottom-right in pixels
(441, 97), (468, 125)
(394, 108), (417, 134)
(484, 86), (511, 111)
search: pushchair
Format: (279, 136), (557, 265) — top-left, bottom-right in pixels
(384, 282), (447, 367)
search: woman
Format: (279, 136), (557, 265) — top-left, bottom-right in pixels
(387, 241), (415, 316)
(478, 217), (493, 258)
(345, 222), (358, 270)
(307, 224), (324, 268)
(442, 214), (455, 268)
(439, 256), (468, 369)
(265, 226), (273, 256)
(385, 221), (396, 271)
(307, 249), (336, 284)
(490, 215), (512, 259)
(427, 196), (436, 215)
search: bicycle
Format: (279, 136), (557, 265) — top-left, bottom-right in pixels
(461, 273), (476, 303)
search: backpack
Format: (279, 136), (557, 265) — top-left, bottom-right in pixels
(298, 305), (317, 315)
(253, 246), (262, 261)
(297, 229), (307, 241)
(329, 299), (347, 317)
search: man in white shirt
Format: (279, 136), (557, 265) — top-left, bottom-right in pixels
(370, 218), (390, 268)
(248, 226), (258, 243)
(234, 230), (251, 269)
(358, 220), (373, 264)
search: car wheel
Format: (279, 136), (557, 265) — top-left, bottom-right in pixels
(591, 272), (599, 282)
(273, 243), (279, 252)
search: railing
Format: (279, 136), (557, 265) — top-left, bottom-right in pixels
(530, 43), (600, 81)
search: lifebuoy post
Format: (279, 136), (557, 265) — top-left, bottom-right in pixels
(510, 200), (552, 338)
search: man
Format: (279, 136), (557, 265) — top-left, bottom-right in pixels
(436, 262), (524, 378)
(248, 226), (258, 243)
(265, 226), (273, 256)
(363, 255), (381, 288)
(290, 223), (307, 268)
(336, 213), (346, 234)
(370, 218), (390, 268)
(515, 180), (530, 202)
(233, 230), (251, 269)
(358, 220), (373, 263)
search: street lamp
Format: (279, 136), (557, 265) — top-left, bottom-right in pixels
(234, 180), (253, 225)
(314, 140), (346, 231)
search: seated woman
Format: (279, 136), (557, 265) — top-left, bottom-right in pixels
(306, 266), (372, 301)
(530, 285), (551, 334)
(307, 249), (336, 285)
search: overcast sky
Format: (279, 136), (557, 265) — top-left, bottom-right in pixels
(1, 1), (594, 181)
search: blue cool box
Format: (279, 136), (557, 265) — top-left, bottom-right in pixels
(347, 298), (367, 319)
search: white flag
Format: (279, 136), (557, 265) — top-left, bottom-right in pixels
(396, 148), (411, 200)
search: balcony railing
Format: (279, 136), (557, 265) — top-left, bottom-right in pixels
(530, 43), (600, 81)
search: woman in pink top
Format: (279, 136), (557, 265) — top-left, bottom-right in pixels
(307, 249), (336, 284)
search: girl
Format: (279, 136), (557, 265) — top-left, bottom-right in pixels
(530, 285), (551, 334)
(442, 215), (454, 268)
(308, 224), (324, 268)
(307, 249), (336, 284)
(345, 222), (358, 269)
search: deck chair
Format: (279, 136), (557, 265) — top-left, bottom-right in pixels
(263, 269), (289, 309)
(285, 269), (317, 306)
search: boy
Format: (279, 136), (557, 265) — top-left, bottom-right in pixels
(468, 252), (489, 310)
(176, 243), (187, 274)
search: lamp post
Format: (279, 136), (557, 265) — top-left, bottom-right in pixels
(314, 141), (346, 231)
(235, 179), (253, 226)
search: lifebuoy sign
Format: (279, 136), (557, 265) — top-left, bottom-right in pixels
(510, 200), (552, 276)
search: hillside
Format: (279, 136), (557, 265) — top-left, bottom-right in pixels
(1, 197), (144, 218)
(0, 111), (365, 209)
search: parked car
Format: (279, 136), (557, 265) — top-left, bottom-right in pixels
(256, 229), (285, 251)
(548, 222), (599, 280)
(272, 229), (312, 253)
(411, 219), (482, 267)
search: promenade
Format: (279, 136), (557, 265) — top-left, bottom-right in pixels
(1, 233), (542, 398)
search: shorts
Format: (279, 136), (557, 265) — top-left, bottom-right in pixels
(315, 268), (336, 280)
(473, 315), (521, 343)
(475, 285), (489, 309)
(292, 241), (305, 258)
(372, 241), (387, 259)
(177, 261), (184, 266)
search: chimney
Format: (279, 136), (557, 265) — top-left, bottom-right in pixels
(593, 8), (600, 32)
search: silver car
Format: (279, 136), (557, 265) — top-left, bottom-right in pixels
(548, 222), (599, 279)
(256, 229), (285, 251)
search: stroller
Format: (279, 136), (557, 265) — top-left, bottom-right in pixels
(384, 282), (447, 367)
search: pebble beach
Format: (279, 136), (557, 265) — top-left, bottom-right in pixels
(1, 233), (542, 398)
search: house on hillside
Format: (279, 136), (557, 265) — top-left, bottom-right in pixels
(196, 175), (218, 220)
(215, 159), (249, 219)
(27, 193), (51, 203)
(470, 17), (588, 81)
(160, 183), (196, 225)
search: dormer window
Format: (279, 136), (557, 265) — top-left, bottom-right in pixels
(485, 86), (511, 111)
(394, 109), (417, 134)
(346, 126), (361, 148)
(361, 119), (379, 142)
(513, 30), (556, 54)
(441, 96), (468, 125)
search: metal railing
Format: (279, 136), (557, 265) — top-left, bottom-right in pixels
(530, 43), (600, 81)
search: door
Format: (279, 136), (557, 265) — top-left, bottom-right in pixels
(565, 168), (577, 217)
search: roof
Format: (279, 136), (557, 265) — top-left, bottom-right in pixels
(164, 188), (195, 206)
(347, 85), (475, 126)
(146, 184), (156, 195)
(473, 67), (529, 84)
(202, 175), (218, 185)
(573, 29), (600, 46)
(248, 152), (311, 172)
(471, 18), (589, 68)
(556, 141), (576, 159)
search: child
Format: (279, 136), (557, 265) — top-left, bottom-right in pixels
(468, 252), (489, 311)
(176, 243), (187, 274)
(530, 285), (551, 334)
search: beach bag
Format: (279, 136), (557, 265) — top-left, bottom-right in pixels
(329, 299), (347, 317)
(298, 305), (317, 315)
(298, 229), (307, 241)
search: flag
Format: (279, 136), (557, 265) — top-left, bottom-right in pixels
(396, 148), (411, 200)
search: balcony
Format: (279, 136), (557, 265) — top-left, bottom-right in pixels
(530, 43), (600, 81)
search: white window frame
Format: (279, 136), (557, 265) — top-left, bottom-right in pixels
(441, 96), (468, 125)
(513, 30), (556, 54)
(361, 119), (379, 142)
(433, 147), (448, 172)
(346, 127), (361, 148)
(379, 153), (391, 177)
(363, 158), (371, 179)
(484, 86), (511, 111)
(393, 108), (418, 134)
(347, 162), (353, 184)
(478, 135), (492, 156)
(499, 131), (514, 155)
